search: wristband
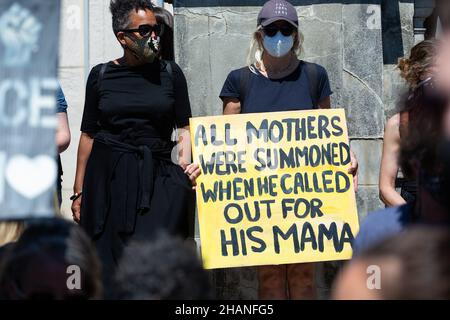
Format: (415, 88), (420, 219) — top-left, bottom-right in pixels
(70, 192), (83, 201)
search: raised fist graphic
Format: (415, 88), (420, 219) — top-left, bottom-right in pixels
(0, 3), (42, 67)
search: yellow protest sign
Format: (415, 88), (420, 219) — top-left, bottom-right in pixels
(190, 109), (359, 269)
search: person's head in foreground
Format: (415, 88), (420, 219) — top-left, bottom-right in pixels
(333, 227), (450, 300)
(398, 50), (450, 224)
(114, 233), (213, 300)
(0, 218), (101, 300)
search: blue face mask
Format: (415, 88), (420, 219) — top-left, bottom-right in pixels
(263, 32), (294, 58)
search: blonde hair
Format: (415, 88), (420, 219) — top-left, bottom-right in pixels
(398, 39), (438, 88)
(246, 26), (304, 67)
(0, 221), (25, 247)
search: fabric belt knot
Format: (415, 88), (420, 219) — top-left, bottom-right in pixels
(137, 145), (153, 213)
(93, 131), (172, 234)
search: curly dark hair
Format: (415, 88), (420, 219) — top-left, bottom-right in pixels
(110, 0), (154, 35)
(114, 233), (213, 300)
(397, 40), (438, 88)
(399, 79), (448, 179)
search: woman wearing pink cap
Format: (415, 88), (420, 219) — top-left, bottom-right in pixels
(220, 0), (358, 300)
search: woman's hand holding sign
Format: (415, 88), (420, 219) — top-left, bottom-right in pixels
(184, 163), (201, 190)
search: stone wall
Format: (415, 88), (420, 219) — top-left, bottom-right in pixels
(174, 0), (414, 299)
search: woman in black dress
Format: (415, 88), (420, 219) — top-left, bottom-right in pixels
(71, 0), (200, 292)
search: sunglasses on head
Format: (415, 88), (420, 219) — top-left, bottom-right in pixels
(120, 24), (163, 37)
(262, 24), (296, 37)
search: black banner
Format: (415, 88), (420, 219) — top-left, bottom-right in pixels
(0, 0), (61, 219)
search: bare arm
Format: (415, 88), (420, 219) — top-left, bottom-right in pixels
(73, 132), (94, 192)
(56, 112), (71, 154)
(178, 125), (192, 170)
(379, 114), (406, 207)
(178, 125), (201, 189)
(223, 97), (241, 115)
(71, 132), (94, 222)
(318, 96), (331, 109)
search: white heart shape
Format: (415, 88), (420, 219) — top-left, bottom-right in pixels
(5, 155), (57, 199)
